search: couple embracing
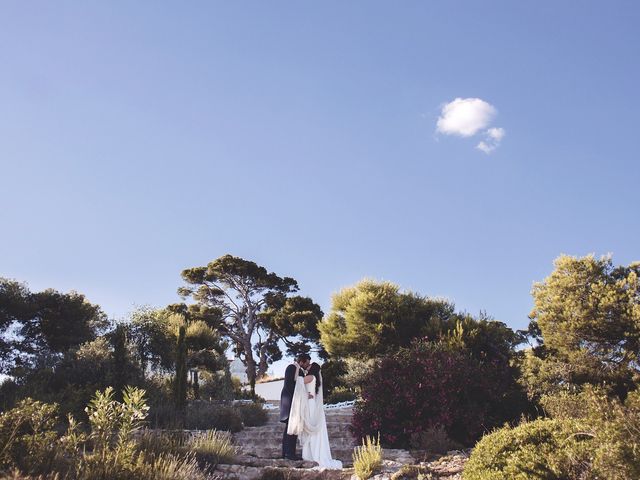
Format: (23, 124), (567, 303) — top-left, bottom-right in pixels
(279, 353), (343, 469)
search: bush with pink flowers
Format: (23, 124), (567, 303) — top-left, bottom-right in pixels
(351, 339), (528, 448)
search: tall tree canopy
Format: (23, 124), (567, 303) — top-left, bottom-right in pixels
(0, 278), (107, 375)
(318, 279), (458, 358)
(128, 306), (227, 381)
(522, 254), (640, 399)
(177, 255), (323, 392)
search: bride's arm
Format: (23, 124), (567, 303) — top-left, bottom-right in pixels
(304, 374), (315, 398)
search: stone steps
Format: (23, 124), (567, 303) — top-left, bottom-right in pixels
(216, 450), (465, 480)
(216, 464), (349, 480)
(235, 439), (356, 449)
(264, 417), (353, 422)
(237, 424), (351, 430)
(219, 404), (425, 480)
(237, 442), (357, 453)
(228, 455), (318, 469)
(236, 429), (351, 436)
(235, 435), (356, 445)
(226, 405), (357, 474)
(265, 409), (353, 418)
(233, 428), (352, 440)
(235, 446), (358, 466)
(232, 406), (358, 468)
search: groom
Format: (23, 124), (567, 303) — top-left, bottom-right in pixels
(280, 352), (311, 460)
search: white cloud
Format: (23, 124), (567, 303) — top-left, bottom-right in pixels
(487, 127), (505, 141)
(476, 127), (506, 154)
(476, 141), (495, 154)
(436, 98), (496, 137)
(435, 98), (505, 154)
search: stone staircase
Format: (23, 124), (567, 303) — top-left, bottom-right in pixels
(217, 404), (428, 480)
(231, 406), (358, 466)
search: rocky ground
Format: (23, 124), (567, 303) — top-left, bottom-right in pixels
(373, 450), (470, 480)
(215, 405), (469, 480)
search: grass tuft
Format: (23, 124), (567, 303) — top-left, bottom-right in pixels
(353, 434), (383, 480)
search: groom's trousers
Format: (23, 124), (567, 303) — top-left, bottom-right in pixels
(282, 418), (298, 458)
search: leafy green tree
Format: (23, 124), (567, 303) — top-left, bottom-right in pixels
(444, 313), (522, 363)
(319, 358), (348, 397)
(258, 294), (325, 369)
(128, 306), (227, 405)
(183, 317), (227, 398)
(7, 336), (145, 420)
(0, 279), (33, 369)
(319, 279), (457, 359)
(129, 306), (175, 373)
(0, 278), (107, 376)
(523, 254), (640, 399)
(178, 255), (323, 393)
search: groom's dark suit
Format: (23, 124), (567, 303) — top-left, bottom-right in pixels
(280, 363), (305, 458)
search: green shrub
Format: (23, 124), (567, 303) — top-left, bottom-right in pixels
(235, 402), (268, 427)
(319, 359), (348, 397)
(184, 402), (243, 432)
(136, 452), (208, 480)
(326, 387), (357, 405)
(148, 402), (184, 429)
(85, 386), (149, 453)
(136, 429), (236, 468)
(465, 388), (640, 480)
(150, 400), (244, 431)
(136, 430), (188, 456)
(0, 380), (19, 411)
(409, 425), (462, 454)
(463, 418), (593, 480)
(342, 358), (376, 391)
(71, 386), (151, 480)
(353, 435), (383, 480)
(0, 471), (61, 480)
(234, 388), (266, 403)
(0, 386), (220, 480)
(539, 389), (591, 420)
(74, 386), (219, 479)
(76, 449), (207, 480)
(189, 430), (237, 466)
(0, 399), (61, 475)
(197, 369), (234, 401)
(591, 389), (640, 479)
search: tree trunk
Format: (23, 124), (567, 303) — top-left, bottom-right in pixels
(174, 326), (188, 416)
(257, 339), (270, 379)
(257, 351), (268, 380)
(192, 369), (199, 399)
(243, 338), (257, 396)
(112, 325), (128, 402)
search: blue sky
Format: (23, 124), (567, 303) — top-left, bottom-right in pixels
(1, 2), (639, 374)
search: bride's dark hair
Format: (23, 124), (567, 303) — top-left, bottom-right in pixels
(308, 362), (321, 394)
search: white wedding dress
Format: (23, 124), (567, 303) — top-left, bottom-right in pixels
(301, 378), (342, 469)
(287, 372), (343, 469)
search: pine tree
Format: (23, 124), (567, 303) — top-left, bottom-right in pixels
(111, 324), (128, 401)
(174, 325), (188, 412)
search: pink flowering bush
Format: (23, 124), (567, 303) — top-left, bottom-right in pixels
(351, 339), (528, 448)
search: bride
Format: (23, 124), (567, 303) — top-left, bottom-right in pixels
(286, 362), (343, 469)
